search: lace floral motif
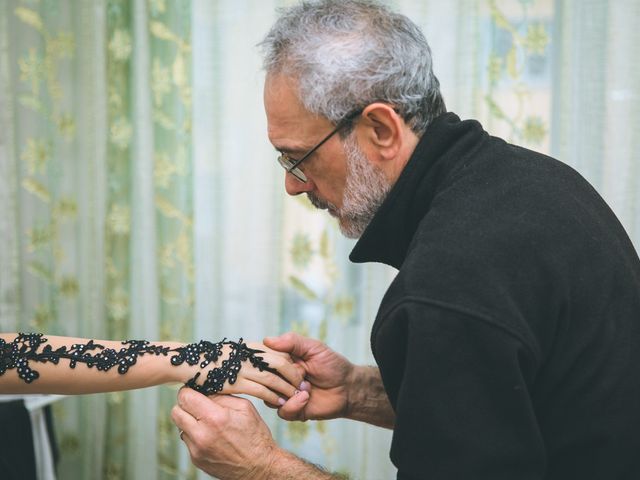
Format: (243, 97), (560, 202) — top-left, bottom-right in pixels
(176, 338), (278, 395)
(0, 333), (276, 394)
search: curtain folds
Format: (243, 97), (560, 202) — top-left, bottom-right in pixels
(0, 1), (637, 479)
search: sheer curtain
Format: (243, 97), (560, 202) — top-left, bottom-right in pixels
(0, 1), (637, 479)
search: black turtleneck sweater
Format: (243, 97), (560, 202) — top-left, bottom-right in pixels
(350, 113), (640, 479)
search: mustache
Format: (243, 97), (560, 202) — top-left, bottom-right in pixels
(306, 192), (336, 212)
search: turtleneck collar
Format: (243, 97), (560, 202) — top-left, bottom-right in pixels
(349, 112), (487, 269)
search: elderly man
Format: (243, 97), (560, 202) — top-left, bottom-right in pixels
(172, 1), (640, 479)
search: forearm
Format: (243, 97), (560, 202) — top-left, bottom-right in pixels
(263, 449), (347, 480)
(0, 333), (278, 397)
(0, 333), (192, 394)
(345, 365), (395, 429)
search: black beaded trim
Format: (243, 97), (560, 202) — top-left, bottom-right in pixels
(0, 333), (276, 395)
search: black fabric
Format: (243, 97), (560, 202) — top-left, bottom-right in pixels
(352, 113), (640, 479)
(0, 400), (37, 480)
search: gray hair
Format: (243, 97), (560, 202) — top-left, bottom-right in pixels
(259, 0), (446, 136)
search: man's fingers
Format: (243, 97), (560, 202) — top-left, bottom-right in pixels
(277, 390), (310, 421)
(178, 386), (226, 420)
(171, 402), (199, 442)
(262, 333), (292, 353)
(171, 403), (190, 430)
(178, 386), (207, 409)
(263, 332), (318, 359)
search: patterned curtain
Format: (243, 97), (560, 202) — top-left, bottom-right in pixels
(0, 1), (637, 479)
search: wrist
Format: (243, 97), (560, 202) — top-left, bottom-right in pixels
(344, 364), (370, 420)
(166, 340), (231, 385)
(251, 445), (288, 480)
(344, 365), (395, 429)
(256, 447), (335, 480)
(162, 342), (194, 384)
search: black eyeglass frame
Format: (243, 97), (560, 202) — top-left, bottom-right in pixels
(277, 109), (363, 183)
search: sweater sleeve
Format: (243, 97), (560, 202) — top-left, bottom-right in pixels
(372, 299), (545, 480)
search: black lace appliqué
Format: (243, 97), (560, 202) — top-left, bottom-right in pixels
(0, 333), (276, 395)
(175, 338), (278, 395)
(0, 333), (173, 383)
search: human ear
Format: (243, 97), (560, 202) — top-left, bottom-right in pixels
(357, 103), (404, 162)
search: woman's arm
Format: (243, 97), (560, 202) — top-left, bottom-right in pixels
(0, 333), (303, 404)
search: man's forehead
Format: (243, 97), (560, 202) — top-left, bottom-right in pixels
(264, 74), (332, 145)
(264, 75), (306, 120)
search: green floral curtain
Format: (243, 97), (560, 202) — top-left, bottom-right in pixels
(0, 1), (638, 479)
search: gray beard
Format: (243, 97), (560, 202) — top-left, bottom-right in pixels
(307, 134), (391, 239)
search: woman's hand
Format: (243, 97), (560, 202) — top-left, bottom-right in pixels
(187, 340), (305, 405)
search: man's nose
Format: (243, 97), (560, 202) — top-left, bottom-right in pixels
(284, 172), (314, 196)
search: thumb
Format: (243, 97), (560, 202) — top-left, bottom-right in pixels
(277, 389), (310, 421)
(264, 331), (311, 357)
(262, 334), (284, 348)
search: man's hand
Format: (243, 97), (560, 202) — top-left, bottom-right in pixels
(172, 389), (279, 479)
(172, 388), (340, 479)
(264, 332), (396, 428)
(263, 332), (355, 422)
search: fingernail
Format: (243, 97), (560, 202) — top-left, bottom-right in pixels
(299, 381), (311, 392)
(278, 397), (286, 406)
(299, 391), (310, 403)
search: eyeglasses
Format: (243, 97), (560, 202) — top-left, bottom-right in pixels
(277, 109), (363, 183)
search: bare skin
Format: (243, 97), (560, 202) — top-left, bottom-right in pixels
(265, 332), (395, 429)
(0, 333), (304, 405)
(172, 390), (337, 480)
